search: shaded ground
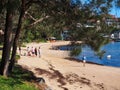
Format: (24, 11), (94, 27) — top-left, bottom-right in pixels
(13, 65), (51, 90)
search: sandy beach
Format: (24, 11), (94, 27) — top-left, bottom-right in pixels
(18, 41), (120, 90)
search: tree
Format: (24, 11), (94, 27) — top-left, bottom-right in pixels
(0, 0), (115, 77)
(0, 0), (82, 76)
(8, 0), (26, 74)
(0, 0), (15, 76)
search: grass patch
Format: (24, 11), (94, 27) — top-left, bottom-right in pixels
(0, 65), (39, 90)
(16, 54), (20, 61)
(0, 76), (38, 90)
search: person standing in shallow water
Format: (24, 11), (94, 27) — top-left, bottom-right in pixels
(82, 55), (86, 67)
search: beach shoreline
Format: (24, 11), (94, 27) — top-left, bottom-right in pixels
(18, 41), (120, 90)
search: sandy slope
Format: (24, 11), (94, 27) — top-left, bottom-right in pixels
(18, 41), (120, 90)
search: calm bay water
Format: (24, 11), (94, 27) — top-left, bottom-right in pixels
(60, 41), (120, 67)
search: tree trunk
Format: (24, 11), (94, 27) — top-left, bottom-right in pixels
(0, 0), (14, 76)
(8, 0), (25, 74)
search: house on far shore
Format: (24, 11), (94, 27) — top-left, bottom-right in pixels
(104, 15), (120, 29)
(110, 30), (120, 40)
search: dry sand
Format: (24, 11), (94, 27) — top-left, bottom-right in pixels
(18, 41), (120, 90)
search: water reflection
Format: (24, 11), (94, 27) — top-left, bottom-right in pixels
(60, 41), (120, 67)
(76, 41), (120, 67)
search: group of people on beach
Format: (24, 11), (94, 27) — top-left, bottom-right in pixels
(26, 46), (41, 57)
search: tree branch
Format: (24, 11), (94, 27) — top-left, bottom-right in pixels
(29, 15), (50, 26)
(25, 11), (36, 21)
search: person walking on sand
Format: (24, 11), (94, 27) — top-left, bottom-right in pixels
(38, 47), (41, 58)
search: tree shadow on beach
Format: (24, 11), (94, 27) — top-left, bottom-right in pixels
(11, 65), (36, 81)
(65, 73), (105, 90)
(34, 67), (68, 90)
(11, 65), (105, 90)
(11, 65), (51, 90)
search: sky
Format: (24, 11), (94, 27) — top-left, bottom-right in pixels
(71, 0), (120, 18)
(110, 6), (120, 18)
